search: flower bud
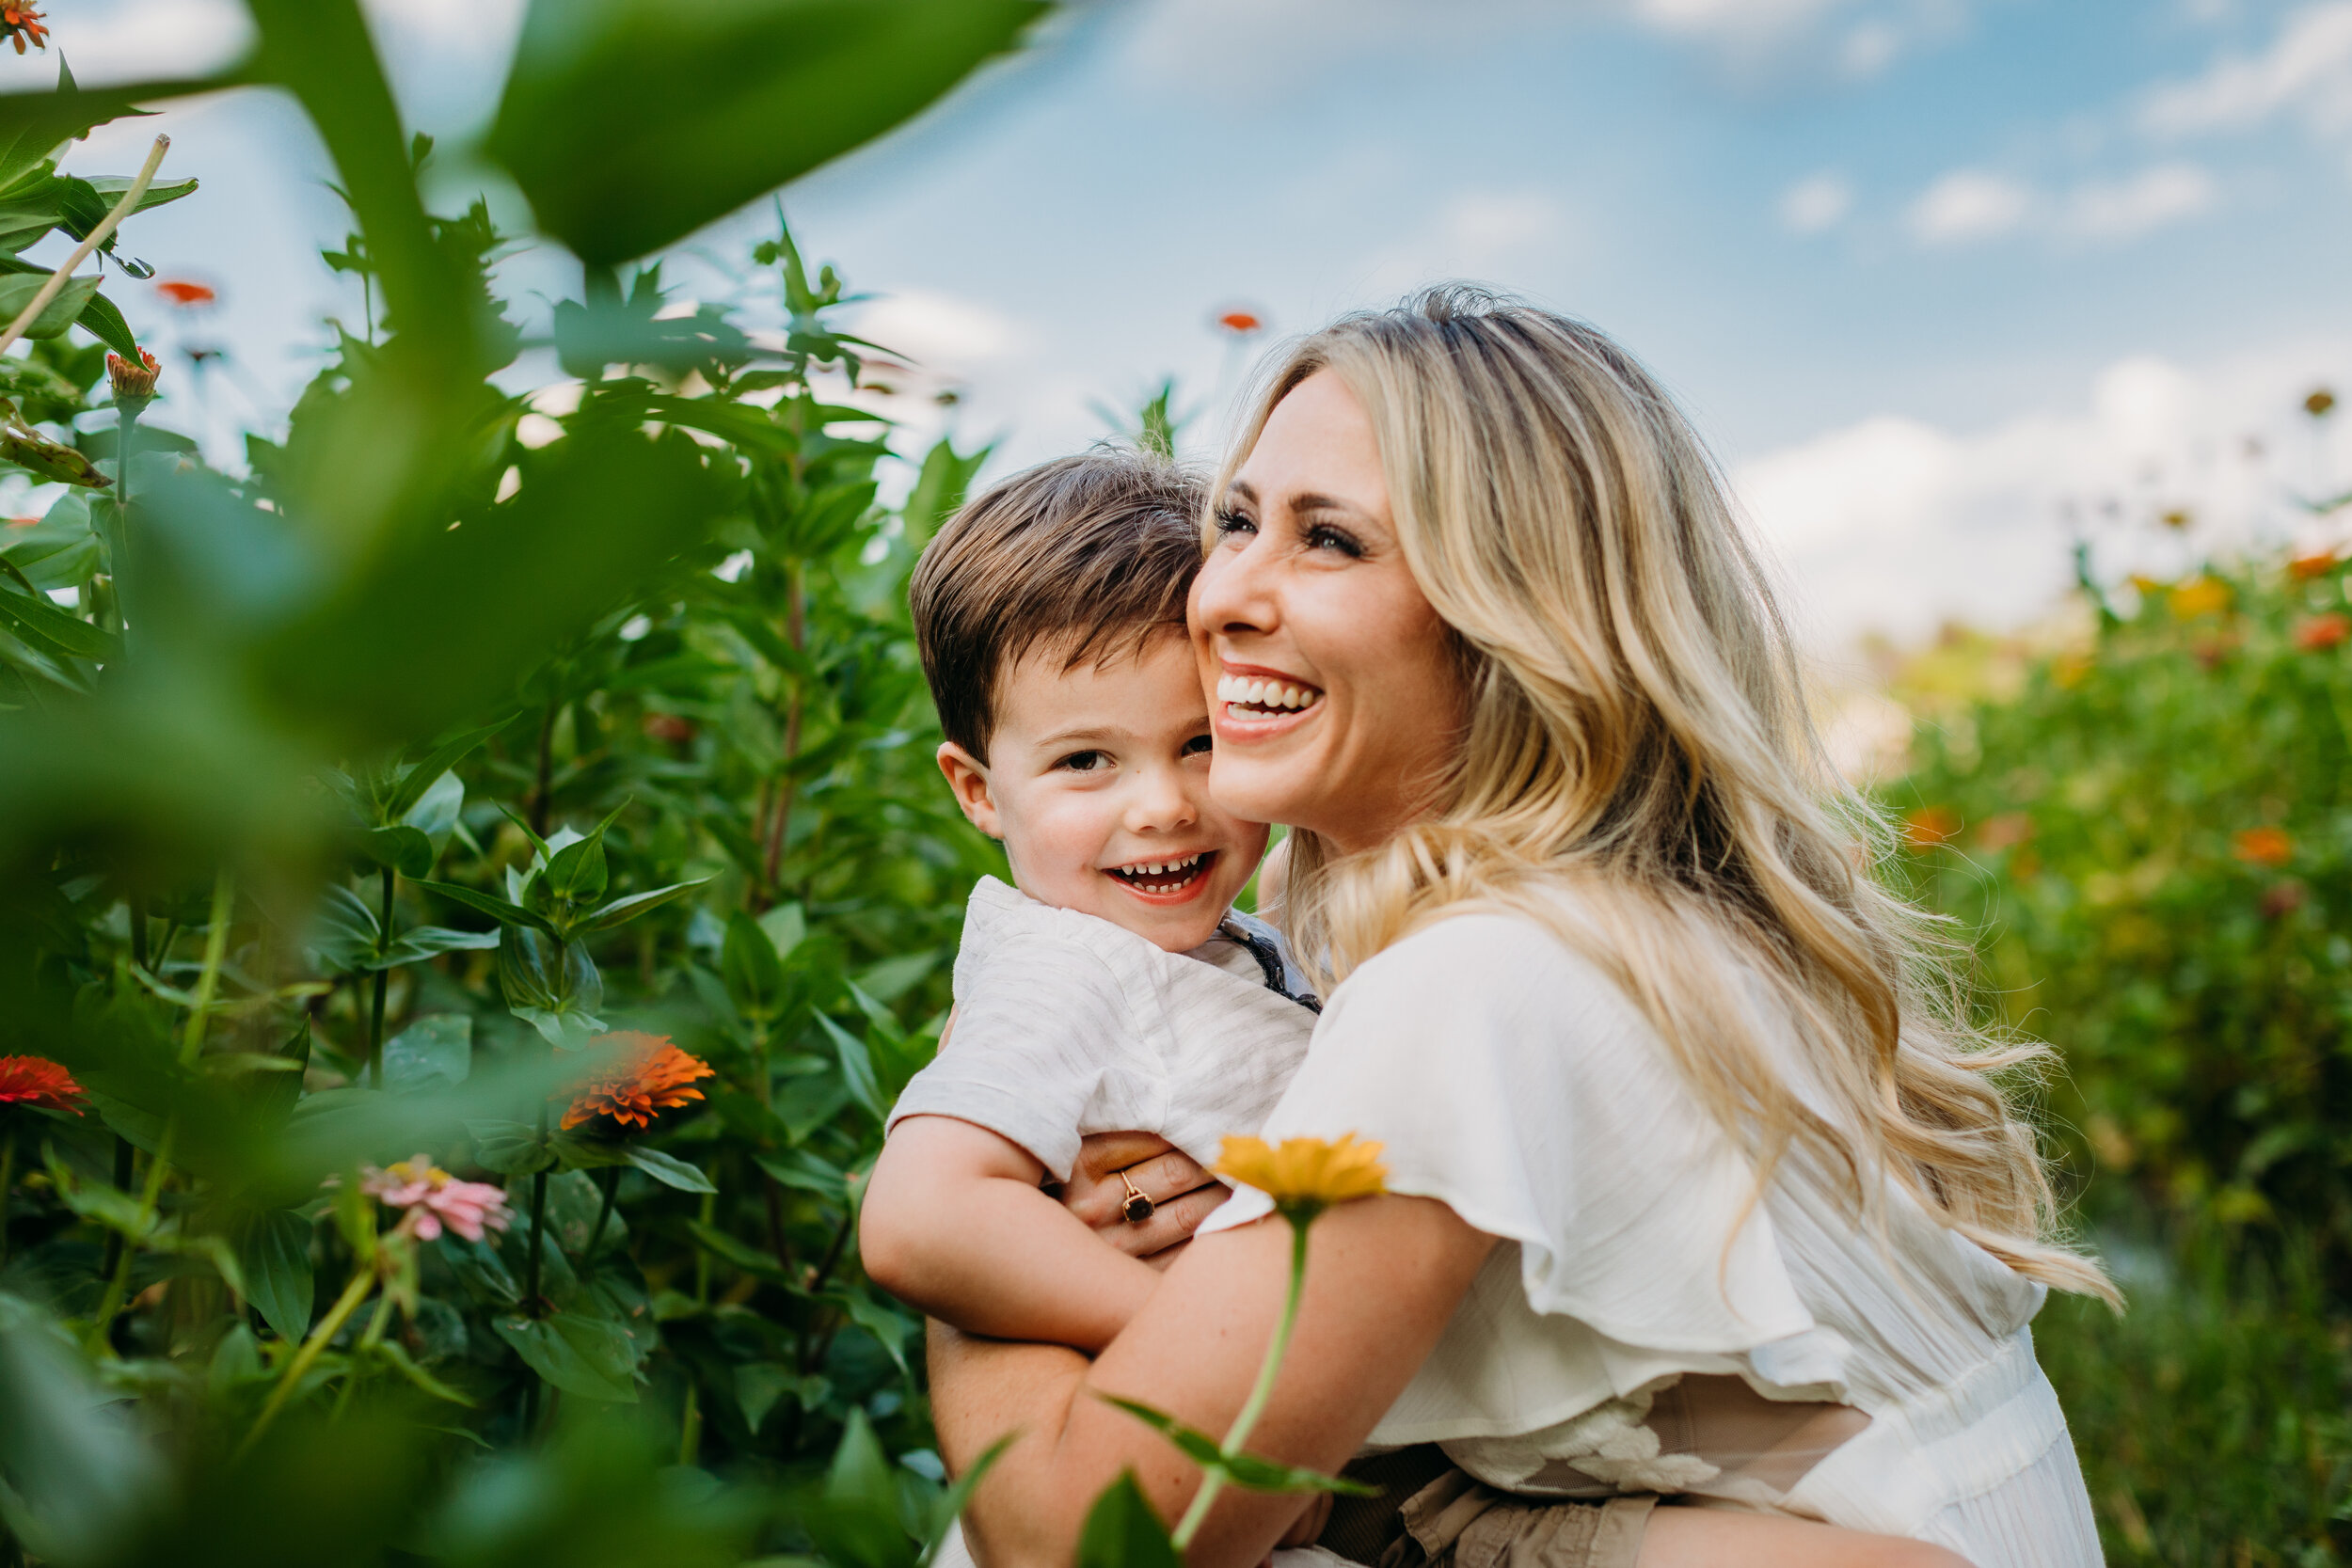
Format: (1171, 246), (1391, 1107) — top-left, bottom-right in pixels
(107, 347), (160, 409)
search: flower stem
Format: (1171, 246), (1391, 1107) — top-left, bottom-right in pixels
(0, 135), (167, 359)
(523, 1161), (550, 1314)
(329, 1290), (397, 1421)
(0, 1128), (14, 1271)
(366, 865), (393, 1086)
(1170, 1216), (1311, 1549)
(582, 1164), (618, 1263)
(85, 1118), (175, 1355)
(182, 869), (235, 1067)
(240, 1259), (376, 1459)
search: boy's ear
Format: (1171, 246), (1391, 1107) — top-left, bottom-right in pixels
(936, 742), (1003, 839)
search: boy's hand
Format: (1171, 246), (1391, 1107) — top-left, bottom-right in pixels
(1058, 1132), (1230, 1259)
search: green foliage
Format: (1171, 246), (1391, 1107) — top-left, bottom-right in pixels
(0, 3), (1025, 1562)
(1887, 539), (2352, 1558)
(1888, 553), (2352, 1284)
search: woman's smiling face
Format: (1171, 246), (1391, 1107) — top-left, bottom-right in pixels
(1191, 371), (1466, 853)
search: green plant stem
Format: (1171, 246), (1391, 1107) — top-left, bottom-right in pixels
(98, 1135), (132, 1285)
(240, 1258), (377, 1458)
(757, 564), (805, 901)
(85, 1120), (175, 1355)
(678, 1380), (702, 1467)
(1170, 1216), (1311, 1550)
(127, 894), (148, 971)
(529, 701), (557, 838)
(182, 869), (235, 1067)
(582, 1164), (618, 1262)
(366, 865), (393, 1086)
(329, 1290), (397, 1420)
(523, 1160), (550, 1313)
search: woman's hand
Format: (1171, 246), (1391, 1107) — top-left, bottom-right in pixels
(1056, 1132), (1230, 1260)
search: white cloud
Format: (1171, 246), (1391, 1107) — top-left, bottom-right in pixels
(2140, 1), (2352, 135)
(1907, 168), (2031, 245)
(2062, 163), (2217, 239)
(851, 290), (1024, 371)
(1734, 344), (2352, 649)
(1781, 172), (1854, 232)
(1359, 188), (1574, 295)
(1631, 0), (1851, 38)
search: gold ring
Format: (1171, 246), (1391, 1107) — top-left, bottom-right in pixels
(1119, 1168), (1156, 1224)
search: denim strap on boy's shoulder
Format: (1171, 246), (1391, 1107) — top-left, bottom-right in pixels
(1218, 918), (1321, 1014)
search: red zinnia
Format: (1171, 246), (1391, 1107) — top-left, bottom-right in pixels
(0, 1054), (86, 1112)
(1216, 309), (1263, 335)
(154, 279), (217, 308)
(560, 1032), (714, 1131)
(2233, 827), (2293, 868)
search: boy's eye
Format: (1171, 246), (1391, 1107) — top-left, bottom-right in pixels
(1056, 750), (1106, 773)
(1181, 734), (1214, 757)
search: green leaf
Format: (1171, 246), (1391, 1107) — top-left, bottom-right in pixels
(485, 0), (1045, 266)
(234, 1209), (316, 1343)
(580, 877), (707, 931)
(490, 1310), (641, 1402)
(1075, 1473), (1180, 1568)
(467, 1118), (557, 1176)
(386, 720), (506, 819)
(543, 826), (611, 906)
(416, 879), (556, 935)
(367, 1338), (473, 1406)
(623, 1145), (716, 1193)
(0, 426), (109, 487)
(802, 1408), (915, 1568)
(723, 909), (786, 1020)
(0, 272), (100, 340)
(686, 1219), (791, 1284)
(0, 579), (114, 660)
(735, 1361), (795, 1436)
(840, 1292), (913, 1380)
(305, 880), (381, 974)
(84, 173), (199, 215)
(72, 288), (137, 359)
(817, 1011), (885, 1121)
(401, 768), (465, 852)
(380, 1013), (470, 1089)
(1095, 1397), (1375, 1497)
(378, 924), (501, 967)
(360, 822), (435, 878)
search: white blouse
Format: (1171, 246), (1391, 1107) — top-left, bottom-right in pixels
(1198, 905), (2102, 1568)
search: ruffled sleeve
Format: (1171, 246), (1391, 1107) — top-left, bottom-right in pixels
(1200, 909), (1815, 1357)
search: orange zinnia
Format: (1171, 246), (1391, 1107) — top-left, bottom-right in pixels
(2288, 552), (2338, 581)
(154, 279), (217, 308)
(0, 1054), (85, 1112)
(560, 1032), (715, 1131)
(1902, 805), (1961, 849)
(2232, 827), (2292, 868)
(1216, 309), (1263, 334)
(2295, 613), (2349, 653)
(1, 4), (47, 54)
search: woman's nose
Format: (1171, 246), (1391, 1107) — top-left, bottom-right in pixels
(1191, 533), (1278, 639)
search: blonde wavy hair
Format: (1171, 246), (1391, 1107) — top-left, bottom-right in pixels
(1226, 288), (2113, 1302)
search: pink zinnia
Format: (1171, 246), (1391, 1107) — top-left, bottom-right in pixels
(360, 1154), (513, 1243)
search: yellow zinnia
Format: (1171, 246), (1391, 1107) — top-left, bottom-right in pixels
(1216, 1132), (1388, 1221)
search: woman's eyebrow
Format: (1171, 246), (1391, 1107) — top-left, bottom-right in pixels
(1286, 490), (1371, 521)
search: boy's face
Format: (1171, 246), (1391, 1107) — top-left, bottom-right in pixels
(938, 630), (1267, 954)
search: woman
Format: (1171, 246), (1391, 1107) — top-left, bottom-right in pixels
(929, 290), (2112, 1568)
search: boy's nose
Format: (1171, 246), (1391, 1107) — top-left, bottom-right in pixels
(1122, 765), (1200, 833)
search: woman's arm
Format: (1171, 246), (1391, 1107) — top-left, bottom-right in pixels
(931, 1194), (1495, 1568)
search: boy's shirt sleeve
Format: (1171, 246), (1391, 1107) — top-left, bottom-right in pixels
(884, 934), (1142, 1183)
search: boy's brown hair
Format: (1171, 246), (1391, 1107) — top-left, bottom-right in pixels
(911, 451), (1206, 763)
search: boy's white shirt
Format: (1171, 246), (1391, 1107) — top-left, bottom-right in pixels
(885, 874), (1319, 1182)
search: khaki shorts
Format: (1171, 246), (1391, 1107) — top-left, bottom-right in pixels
(1320, 1449), (1656, 1568)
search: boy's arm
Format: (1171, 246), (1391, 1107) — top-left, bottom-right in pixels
(861, 1114), (1160, 1354)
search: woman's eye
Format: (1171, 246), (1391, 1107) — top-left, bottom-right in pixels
(1181, 734), (1214, 757)
(1213, 508), (1256, 540)
(1306, 524), (1364, 558)
(1057, 751), (1105, 773)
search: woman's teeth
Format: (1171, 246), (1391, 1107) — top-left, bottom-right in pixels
(1110, 852), (1211, 895)
(1216, 673), (1324, 716)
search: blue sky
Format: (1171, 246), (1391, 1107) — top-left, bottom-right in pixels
(19, 0), (2352, 654)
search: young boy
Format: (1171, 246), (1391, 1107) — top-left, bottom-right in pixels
(863, 451), (1319, 1354)
(860, 452), (1967, 1568)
